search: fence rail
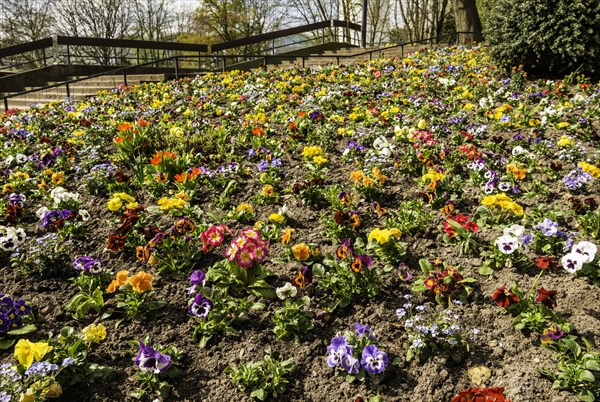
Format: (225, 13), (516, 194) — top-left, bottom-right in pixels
(1, 30), (474, 111)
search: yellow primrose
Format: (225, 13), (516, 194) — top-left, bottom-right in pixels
(313, 155), (327, 165)
(14, 339), (53, 368)
(417, 119), (427, 130)
(82, 323), (107, 343)
(556, 122), (570, 129)
(114, 192), (136, 203)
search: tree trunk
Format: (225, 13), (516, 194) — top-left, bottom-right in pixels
(451, 0), (482, 43)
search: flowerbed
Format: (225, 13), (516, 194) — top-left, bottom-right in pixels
(0, 46), (599, 401)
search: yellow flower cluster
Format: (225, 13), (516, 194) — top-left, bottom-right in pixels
(368, 227), (402, 244)
(578, 162), (600, 179)
(557, 135), (574, 147)
(481, 194), (523, 216)
(107, 192), (137, 211)
(235, 203), (254, 215)
(421, 169), (446, 190)
(350, 167), (387, 187)
(302, 146), (323, 158)
(157, 196), (187, 211)
(82, 323), (107, 344)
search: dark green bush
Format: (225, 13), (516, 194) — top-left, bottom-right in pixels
(485, 0), (600, 75)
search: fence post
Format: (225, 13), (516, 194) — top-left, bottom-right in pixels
(272, 39), (275, 55)
(4, 97), (8, 112)
(123, 70), (128, 86)
(66, 45), (71, 65)
(175, 57), (179, 79)
(65, 81), (70, 98)
(42, 48), (47, 67)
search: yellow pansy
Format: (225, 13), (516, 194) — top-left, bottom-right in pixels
(14, 339), (53, 368)
(557, 136), (574, 147)
(106, 198), (122, 211)
(269, 213), (285, 224)
(578, 162), (600, 179)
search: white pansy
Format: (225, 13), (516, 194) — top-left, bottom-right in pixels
(561, 252), (585, 273)
(503, 224), (525, 239)
(276, 282), (297, 300)
(36, 206), (49, 219)
(495, 234), (520, 254)
(571, 241), (597, 264)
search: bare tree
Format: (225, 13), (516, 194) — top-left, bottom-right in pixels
(0, 0), (54, 67)
(367, 0), (392, 44)
(131, 0), (176, 61)
(392, 0), (451, 42)
(194, 0), (285, 53)
(54, 0), (134, 64)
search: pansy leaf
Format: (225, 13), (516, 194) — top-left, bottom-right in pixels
(578, 369), (596, 382)
(7, 324), (37, 336)
(579, 390), (595, 402)
(0, 338), (15, 349)
(584, 359), (600, 372)
(250, 388), (267, 401)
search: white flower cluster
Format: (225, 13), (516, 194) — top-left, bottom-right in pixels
(50, 187), (80, 206)
(495, 224), (525, 254)
(4, 153), (28, 166)
(0, 225), (26, 252)
(561, 241), (597, 273)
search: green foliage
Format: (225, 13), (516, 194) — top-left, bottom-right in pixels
(485, 0), (600, 75)
(271, 296), (314, 342)
(542, 337), (600, 402)
(227, 354), (296, 401)
(191, 287), (264, 349)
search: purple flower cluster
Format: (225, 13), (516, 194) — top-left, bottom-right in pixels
(73, 256), (104, 274)
(40, 209), (75, 230)
(0, 293), (31, 333)
(24, 361), (59, 377)
(562, 167), (594, 191)
(326, 324), (387, 375)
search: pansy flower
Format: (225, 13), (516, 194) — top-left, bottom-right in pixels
(293, 266), (313, 288)
(571, 241), (597, 263)
(491, 286), (520, 308)
(536, 287), (558, 309)
(360, 345), (387, 374)
(326, 336), (352, 368)
(561, 252), (585, 273)
(189, 294), (213, 318)
(134, 340), (172, 374)
(495, 234), (520, 254)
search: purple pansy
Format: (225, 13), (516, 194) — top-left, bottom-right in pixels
(188, 294), (213, 318)
(134, 340), (172, 374)
(360, 345), (388, 374)
(326, 336), (352, 368)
